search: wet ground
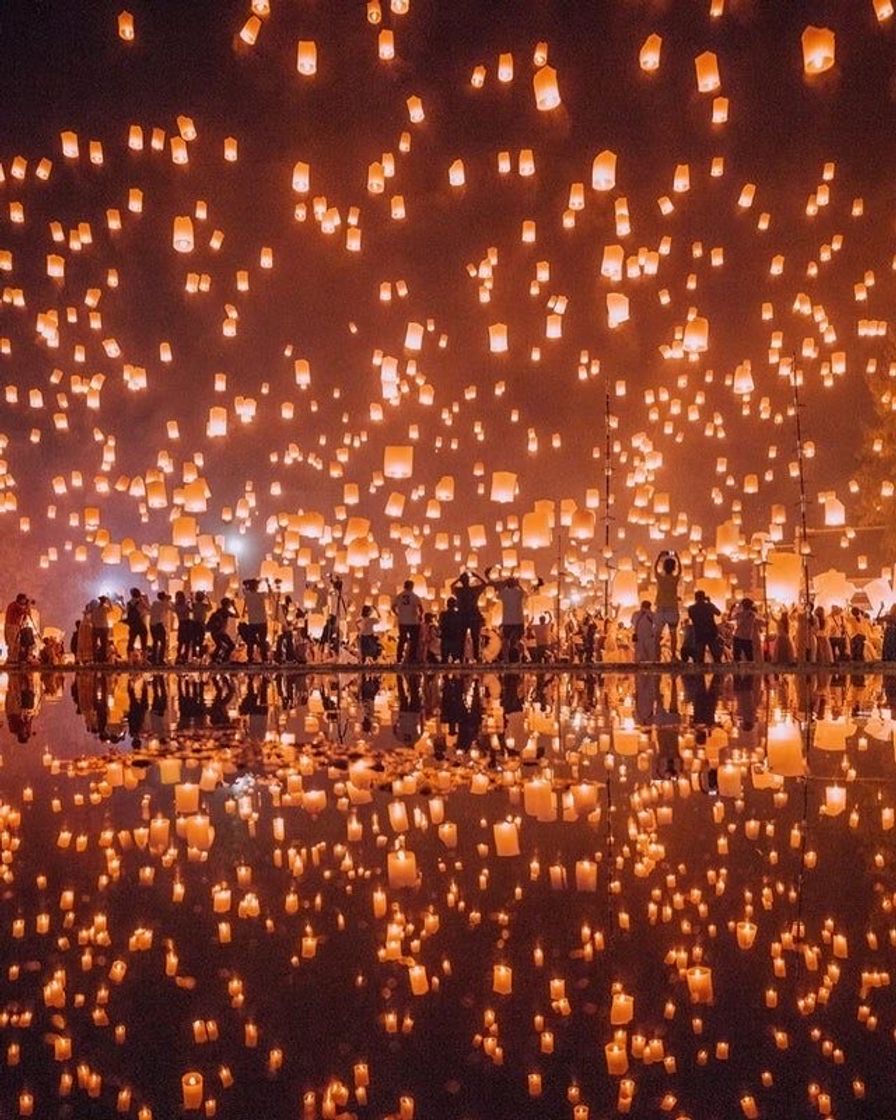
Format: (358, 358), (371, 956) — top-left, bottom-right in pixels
(0, 666), (894, 1118)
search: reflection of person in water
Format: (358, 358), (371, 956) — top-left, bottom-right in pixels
(127, 679), (148, 746)
(239, 675), (270, 740)
(149, 675), (170, 741)
(177, 677), (207, 732)
(209, 675), (235, 731)
(5, 671), (38, 743)
(360, 673), (380, 733)
(683, 672), (720, 729)
(653, 676), (682, 777)
(394, 674), (423, 745)
(635, 673), (657, 727)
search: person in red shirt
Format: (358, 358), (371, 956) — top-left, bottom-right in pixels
(4, 594), (30, 664)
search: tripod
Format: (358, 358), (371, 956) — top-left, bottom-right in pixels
(319, 580), (355, 662)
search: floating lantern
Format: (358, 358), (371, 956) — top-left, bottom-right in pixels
(384, 445), (414, 479)
(533, 65), (561, 110)
(490, 471), (518, 503)
(640, 33), (662, 71)
(695, 51), (721, 92)
(592, 149), (617, 191)
(802, 26), (835, 74)
(296, 40), (317, 75)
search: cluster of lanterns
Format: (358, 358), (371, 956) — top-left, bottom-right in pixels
(0, 1), (892, 623)
(0, 670), (894, 1115)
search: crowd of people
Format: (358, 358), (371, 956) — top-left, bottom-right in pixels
(4, 552), (896, 669)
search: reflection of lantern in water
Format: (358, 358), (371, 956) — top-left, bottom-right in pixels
(493, 964), (513, 994)
(766, 719), (805, 777)
(736, 921), (757, 949)
(823, 785), (846, 816)
(182, 1073), (203, 1110)
(387, 849), (418, 887)
(686, 965), (714, 1003)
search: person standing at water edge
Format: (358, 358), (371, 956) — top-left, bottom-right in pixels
(653, 550), (681, 660)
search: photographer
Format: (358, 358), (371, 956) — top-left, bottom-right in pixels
(320, 574), (347, 660)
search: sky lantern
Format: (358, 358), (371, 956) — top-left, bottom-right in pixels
(592, 149), (617, 190)
(802, 26), (836, 74)
(490, 471), (518, 503)
(606, 293), (630, 328)
(640, 33), (662, 71)
(766, 550), (802, 604)
(683, 316), (709, 353)
(489, 323), (508, 352)
(533, 65), (561, 110)
(297, 40), (317, 75)
(172, 216), (194, 252)
(118, 10), (135, 41)
(695, 51), (721, 92)
(384, 445), (414, 479)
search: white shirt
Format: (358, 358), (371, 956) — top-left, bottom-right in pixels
(243, 589), (269, 625)
(393, 591), (422, 625)
(498, 584), (525, 626)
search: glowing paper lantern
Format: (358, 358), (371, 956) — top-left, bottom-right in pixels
(384, 445), (414, 479)
(592, 149), (617, 191)
(172, 216), (194, 253)
(683, 317), (709, 353)
(695, 51), (720, 92)
(766, 551), (802, 604)
(489, 323), (508, 352)
(640, 33), (662, 71)
(490, 472), (518, 503)
(296, 40), (317, 75)
(607, 293), (630, 328)
(522, 511), (551, 548)
(802, 26), (835, 74)
(533, 65), (561, 110)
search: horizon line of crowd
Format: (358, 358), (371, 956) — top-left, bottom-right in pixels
(3, 551), (894, 670)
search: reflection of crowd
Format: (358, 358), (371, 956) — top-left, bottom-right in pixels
(4, 661), (896, 782)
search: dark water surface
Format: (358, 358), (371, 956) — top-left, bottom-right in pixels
(1, 667), (894, 1119)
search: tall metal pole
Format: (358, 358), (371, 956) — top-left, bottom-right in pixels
(603, 384), (613, 620)
(555, 498), (563, 660)
(790, 359), (813, 656)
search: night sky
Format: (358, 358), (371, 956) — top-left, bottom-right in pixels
(2, 0), (896, 620)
